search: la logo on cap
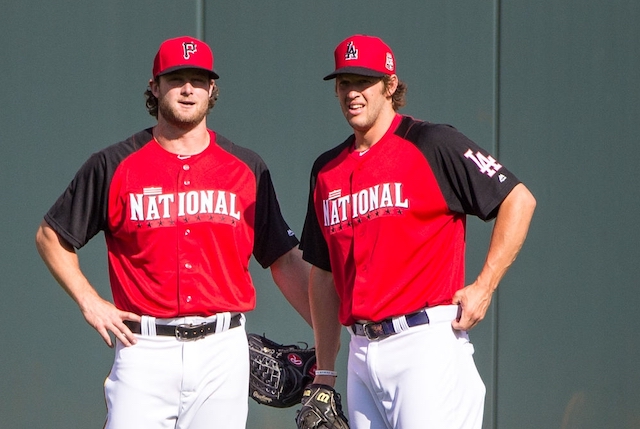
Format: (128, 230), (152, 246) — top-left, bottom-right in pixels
(345, 41), (358, 61)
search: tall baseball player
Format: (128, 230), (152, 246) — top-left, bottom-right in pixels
(35, 36), (311, 429)
(298, 35), (536, 429)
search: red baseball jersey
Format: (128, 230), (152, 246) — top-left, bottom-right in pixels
(44, 129), (298, 318)
(300, 115), (520, 325)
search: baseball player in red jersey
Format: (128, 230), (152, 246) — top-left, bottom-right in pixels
(299, 35), (536, 429)
(35, 36), (311, 429)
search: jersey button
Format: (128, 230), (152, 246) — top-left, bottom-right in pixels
(184, 263), (192, 269)
(185, 229), (191, 236)
(183, 164), (190, 171)
(183, 180), (191, 186)
(186, 295), (192, 303)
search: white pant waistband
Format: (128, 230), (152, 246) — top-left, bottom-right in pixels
(351, 305), (460, 340)
(354, 305), (460, 325)
(138, 312), (242, 336)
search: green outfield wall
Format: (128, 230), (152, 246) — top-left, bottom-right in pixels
(1, 1), (638, 427)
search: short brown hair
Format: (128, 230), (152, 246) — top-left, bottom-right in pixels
(383, 75), (407, 111)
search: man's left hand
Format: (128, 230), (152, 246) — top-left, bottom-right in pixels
(451, 282), (493, 331)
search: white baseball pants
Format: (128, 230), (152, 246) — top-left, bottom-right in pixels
(103, 315), (248, 429)
(347, 305), (486, 429)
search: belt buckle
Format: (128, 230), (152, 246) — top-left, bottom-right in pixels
(175, 322), (208, 341)
(363, 322), (387, 340)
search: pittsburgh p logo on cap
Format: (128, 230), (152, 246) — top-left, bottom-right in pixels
(182, 42), (198, 60)
(323, 34), (396, 80)
(153, 36), (219, 79)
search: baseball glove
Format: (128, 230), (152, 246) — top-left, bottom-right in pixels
(295, 384), (350, 429)
(247, 333), (317, 408)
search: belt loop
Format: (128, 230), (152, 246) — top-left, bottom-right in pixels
(215, 312), (231, 333)
(141, 315), (156, 336)
(391, 315), (410, 333)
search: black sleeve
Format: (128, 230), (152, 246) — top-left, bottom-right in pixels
(217, 134), (299, 268)
(43, 152), (109, 249)
(43, 130), (151, 249)
(253, 167), (299, 268)
(299, 139), (351, 271)
(403, 121), (520, 221)
(299, 163), (332, 272)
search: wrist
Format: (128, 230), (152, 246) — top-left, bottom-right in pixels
(315, 369), (338, 377)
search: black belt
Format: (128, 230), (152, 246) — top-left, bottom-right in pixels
(124, 314), (242, 341)
(351, 309), (430, 340)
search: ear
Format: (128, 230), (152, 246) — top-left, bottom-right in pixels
(149, 78), (160, 98)
(385, 74), (399, 97)
(209, 80), (216, 97)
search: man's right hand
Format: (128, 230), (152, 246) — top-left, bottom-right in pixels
(79, 294), (140, 347)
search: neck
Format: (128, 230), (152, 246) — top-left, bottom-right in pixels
(353, 109), (397, 152)
(153, 121), (210, 155)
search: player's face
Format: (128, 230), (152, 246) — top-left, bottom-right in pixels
(153, 69), (214, 128)
(335, 74), (392, 133)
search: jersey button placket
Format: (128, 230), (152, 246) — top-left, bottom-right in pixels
(179, 162), (193, 309)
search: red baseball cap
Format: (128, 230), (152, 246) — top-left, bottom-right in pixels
(152, 36), (219, 79)
(323, 35), (396, 80)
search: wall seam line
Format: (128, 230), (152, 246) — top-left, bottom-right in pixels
(196, 0), (205, 40)
(492, 0), (502, 428)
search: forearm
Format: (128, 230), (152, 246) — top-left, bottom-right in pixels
(310, 266), (343, 387)
(270, 247), (313, 326)
(453, 183), (536, 330)
(35, 220), (101, 310)
(475, 183), (537, 291)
